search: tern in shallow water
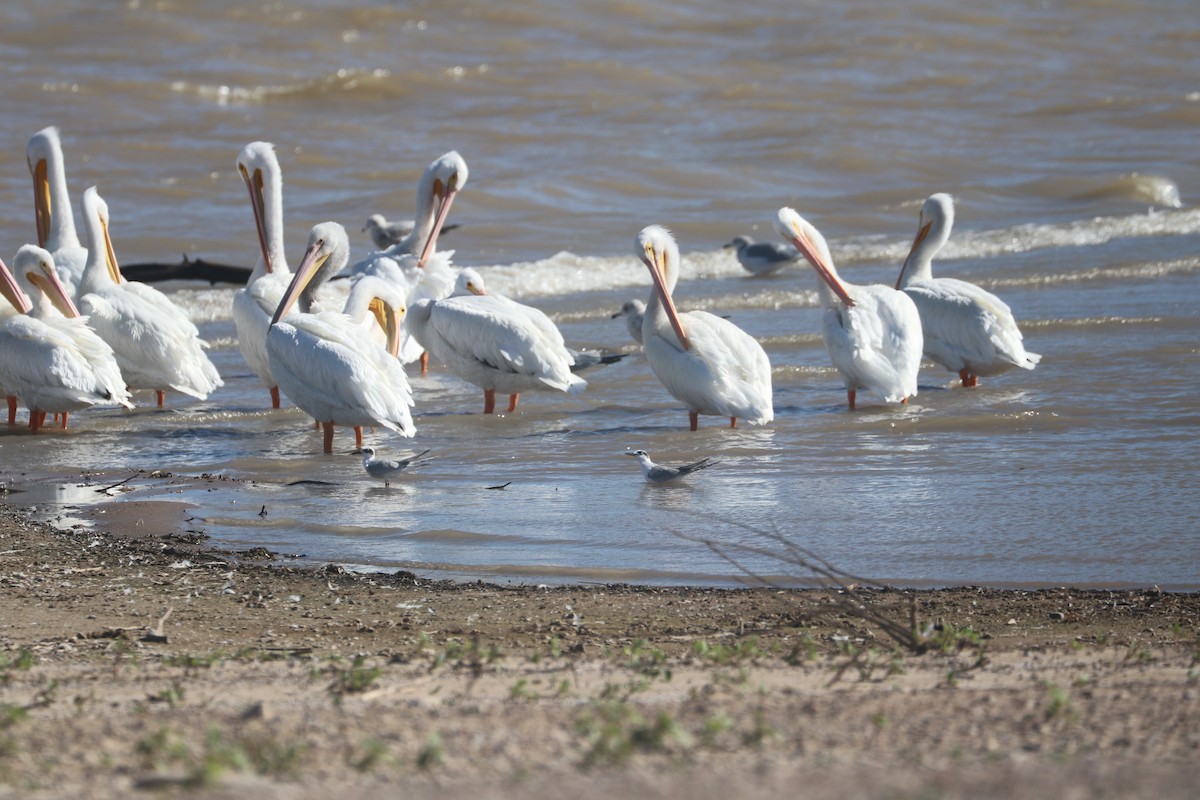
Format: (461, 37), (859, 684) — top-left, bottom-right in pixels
(625, 449), (717, 484)
(724, 235), (801, 277)
(611, 299), (645, 345)
(357, 446), (431, 487)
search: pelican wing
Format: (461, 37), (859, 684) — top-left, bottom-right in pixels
(646, 311), (773, 423)
(825, 288), (922, 401)
(0, 315), (131, 410)
(904, 278), (1040, 374)
(267, 314), (414, 434)
(422, 296), (581, 391)
(79, 288), (222, 398)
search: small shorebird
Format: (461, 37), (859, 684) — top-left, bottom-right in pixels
(724, 235), (801, 276)
(357, 446), (431, 487)
(611, 299), (645, 345)
(625, 449), (717, 484)
(362, 213), (458, 250)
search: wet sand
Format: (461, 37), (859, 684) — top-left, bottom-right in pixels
(0, 501), (1197, 799)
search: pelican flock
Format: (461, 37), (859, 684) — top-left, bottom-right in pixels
(4, 125), (1045, 460)
(896, 193), (1041, 387)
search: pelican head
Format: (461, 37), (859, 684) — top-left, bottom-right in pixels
(635, 225), (690, 350)
(345, 274), (408, 358)
(26, 126), (69, 249)
(13, 244), (80, 319)
(772, 208), (855, 308)
(416, 151), (469, 268)
(453, 267), (487, 297)
(237, 141), (285, 276)
(269, 222), (349, 326)
(79, 186), (124, 291)
(897, 192), (955, 288)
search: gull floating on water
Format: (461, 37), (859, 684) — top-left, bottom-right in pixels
(774, 208), (922, 411)
(363, 213), (459, 251)
(635, 225), (773, 431)
(357, 445), (430, 487)
(724, 235), (801, 277)
(896, 193), (1041, 388)
(625, 449), (717, 484)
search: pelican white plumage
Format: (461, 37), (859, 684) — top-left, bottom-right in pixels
(611, 299), (645, 345)
(407, 267), (585, 415)
(349, 152), (469, 371)
(0, 246), (132, 431)
(26, 127), (88, 297)
(76, 187), (223, 406)
(774, 208), (922, 411)
(635, 226), (773, 430)
(453, 268), (626, 377)
(896, 193), (1041, 387)
(267, 222), (415, 453)
(232, 142), (291, 408)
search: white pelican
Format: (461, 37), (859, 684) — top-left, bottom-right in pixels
(611, 299), (645, 345)
(635, 226), (773, 431)
(774, 208), (922, 411)
(349, 151), (468, 277)
(76, 187), (223, 406)
(724, 235), (801, 277)
(232, 142), (291, 408)
(26, 127), (88, 297)
(896, 193), (1041, 387)
(349, 152), (469, 372)
(267, 222), (416, 453)
(452, 268), (626, 377)
(406, 268), (585, 415)
(0, 246), (132, 431)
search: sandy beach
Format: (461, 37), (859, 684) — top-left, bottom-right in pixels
(0, 500), (1196, 799)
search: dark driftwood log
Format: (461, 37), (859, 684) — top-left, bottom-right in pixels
(120, 255), (252, 285)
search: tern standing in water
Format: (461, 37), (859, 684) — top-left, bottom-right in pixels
(357, 446), (430, 487)
(625, 450), (718, 484)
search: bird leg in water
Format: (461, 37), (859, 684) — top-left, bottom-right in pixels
(847, 389), (857, 411)
(322, 421), (334, 454)
(60, 412), (69, 429)
(689, 410), (699, 431)
(29, 411), (47, 432)
(958, 368), (979, 388)
(419, 351), (429, 376)
(354, 426), (363, 447)
(508, 394), (519, 413)
(6, 396), (15, 425)
(270, 385), (281, 409)
(730, 417), (737, 428)
(156, 390), (165, 407)
(484, 389), (496, 414)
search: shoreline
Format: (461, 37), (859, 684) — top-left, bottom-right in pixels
(1, 503), (1198, 797)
